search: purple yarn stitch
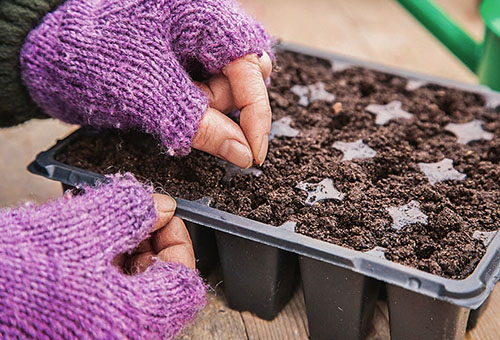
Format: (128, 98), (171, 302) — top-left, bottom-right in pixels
(20, 0), (272, 155)
(0, 174), (206, 339)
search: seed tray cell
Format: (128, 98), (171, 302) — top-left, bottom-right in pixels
(29, 43), (500, 340)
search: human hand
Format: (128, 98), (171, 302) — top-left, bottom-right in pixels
(21, 0), (273, 167)
(0, 174), (206, 339)
(193, 52), (273, 167)
(116, 194), (197, 273)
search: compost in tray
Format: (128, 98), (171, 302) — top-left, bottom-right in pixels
(56, 51), (500, 280)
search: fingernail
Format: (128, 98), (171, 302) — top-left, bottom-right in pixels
(257, 134), (269, 165)
(155, 193), (177, 213)
(219, 139), (253, 168)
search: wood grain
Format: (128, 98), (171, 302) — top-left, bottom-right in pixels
(178, 285), (500, 340)
(241, 288), (309, 340)
(178, 292), (248, 340)
(239, 0), (478, 83)
(178, 273), (248, 340)
(466, 286), (500, 340)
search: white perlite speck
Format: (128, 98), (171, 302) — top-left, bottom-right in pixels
(365, 246), (387, 260)
(269, 116), (300, 141)
(365, 100), (413, 125)
(444, 119), (494, 144)
(405, 79), (427, 91)
(331, 60), (353, 72)
(291, 82), (336, 107)
(387, 200), (428, 230)
(473, 230), (497, 247)
(280, 221), (297, 232)
(332, 139), (377, 161)
(485, 93), (500, 109)
(418, 158), (466, 185)
(296, 178), (345, 206)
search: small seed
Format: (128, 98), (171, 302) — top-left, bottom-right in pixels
(333, 102), (343, 114)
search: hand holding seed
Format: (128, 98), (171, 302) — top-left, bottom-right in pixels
(193, 52), (273, 168)
(21, 0), (274, 169)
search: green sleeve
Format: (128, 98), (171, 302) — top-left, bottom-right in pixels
(0, 0), (65, 127)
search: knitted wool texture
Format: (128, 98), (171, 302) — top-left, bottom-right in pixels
(20, 0), (272, 155)
(0, 0), (64, 127)
(0, 174), (206, 339)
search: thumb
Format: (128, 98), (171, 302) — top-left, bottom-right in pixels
(192, 107), (253, 168)
(124, 216), (195, 274)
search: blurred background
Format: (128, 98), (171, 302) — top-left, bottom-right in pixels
(0, 0), (483, 207)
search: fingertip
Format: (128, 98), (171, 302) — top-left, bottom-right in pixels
(219, 138), (253, 169)
(153, 193), (177, 213)
(256, 134), (269, 166)
(155, 210), (176, 232)
(152, 193), (177, 232)
(222, 55), (272, 167)
(151, 217), (196, 269)
(169, 216), (190, 238)
(259, 51), (273, 80)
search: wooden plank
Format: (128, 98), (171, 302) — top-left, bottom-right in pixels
(327, 0), (477, 83)
(177, 292), (248, 340)
(466, 284), (500, 340)
(434, 0), (484, 40)
(367, 301), (391, 340)
(238, 0), (377, 60)
(0, 119), (75, 206)
(241, 287), (309, 340)
(177, 274), (248, 340)
(182, 284), (498, 340)
(240, 0), (478, 83)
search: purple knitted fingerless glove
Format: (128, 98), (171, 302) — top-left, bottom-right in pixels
(20, 0), (272, 155)
(0, 174), (206, 339)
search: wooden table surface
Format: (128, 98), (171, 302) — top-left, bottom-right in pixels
(0, 0), (498, 339)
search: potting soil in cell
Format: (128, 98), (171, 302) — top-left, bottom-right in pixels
(56, 51), (500, 280)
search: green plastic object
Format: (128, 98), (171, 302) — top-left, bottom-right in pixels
(397, 0), (500, 91)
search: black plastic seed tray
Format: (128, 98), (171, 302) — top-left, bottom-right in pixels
(29, 43), (500, 340)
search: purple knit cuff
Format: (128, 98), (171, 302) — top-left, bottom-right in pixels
(0, 173), (156, 262)
(170, 0), (273, 74)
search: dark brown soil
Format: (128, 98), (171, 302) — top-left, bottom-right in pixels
(56, 51), (500, 279)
